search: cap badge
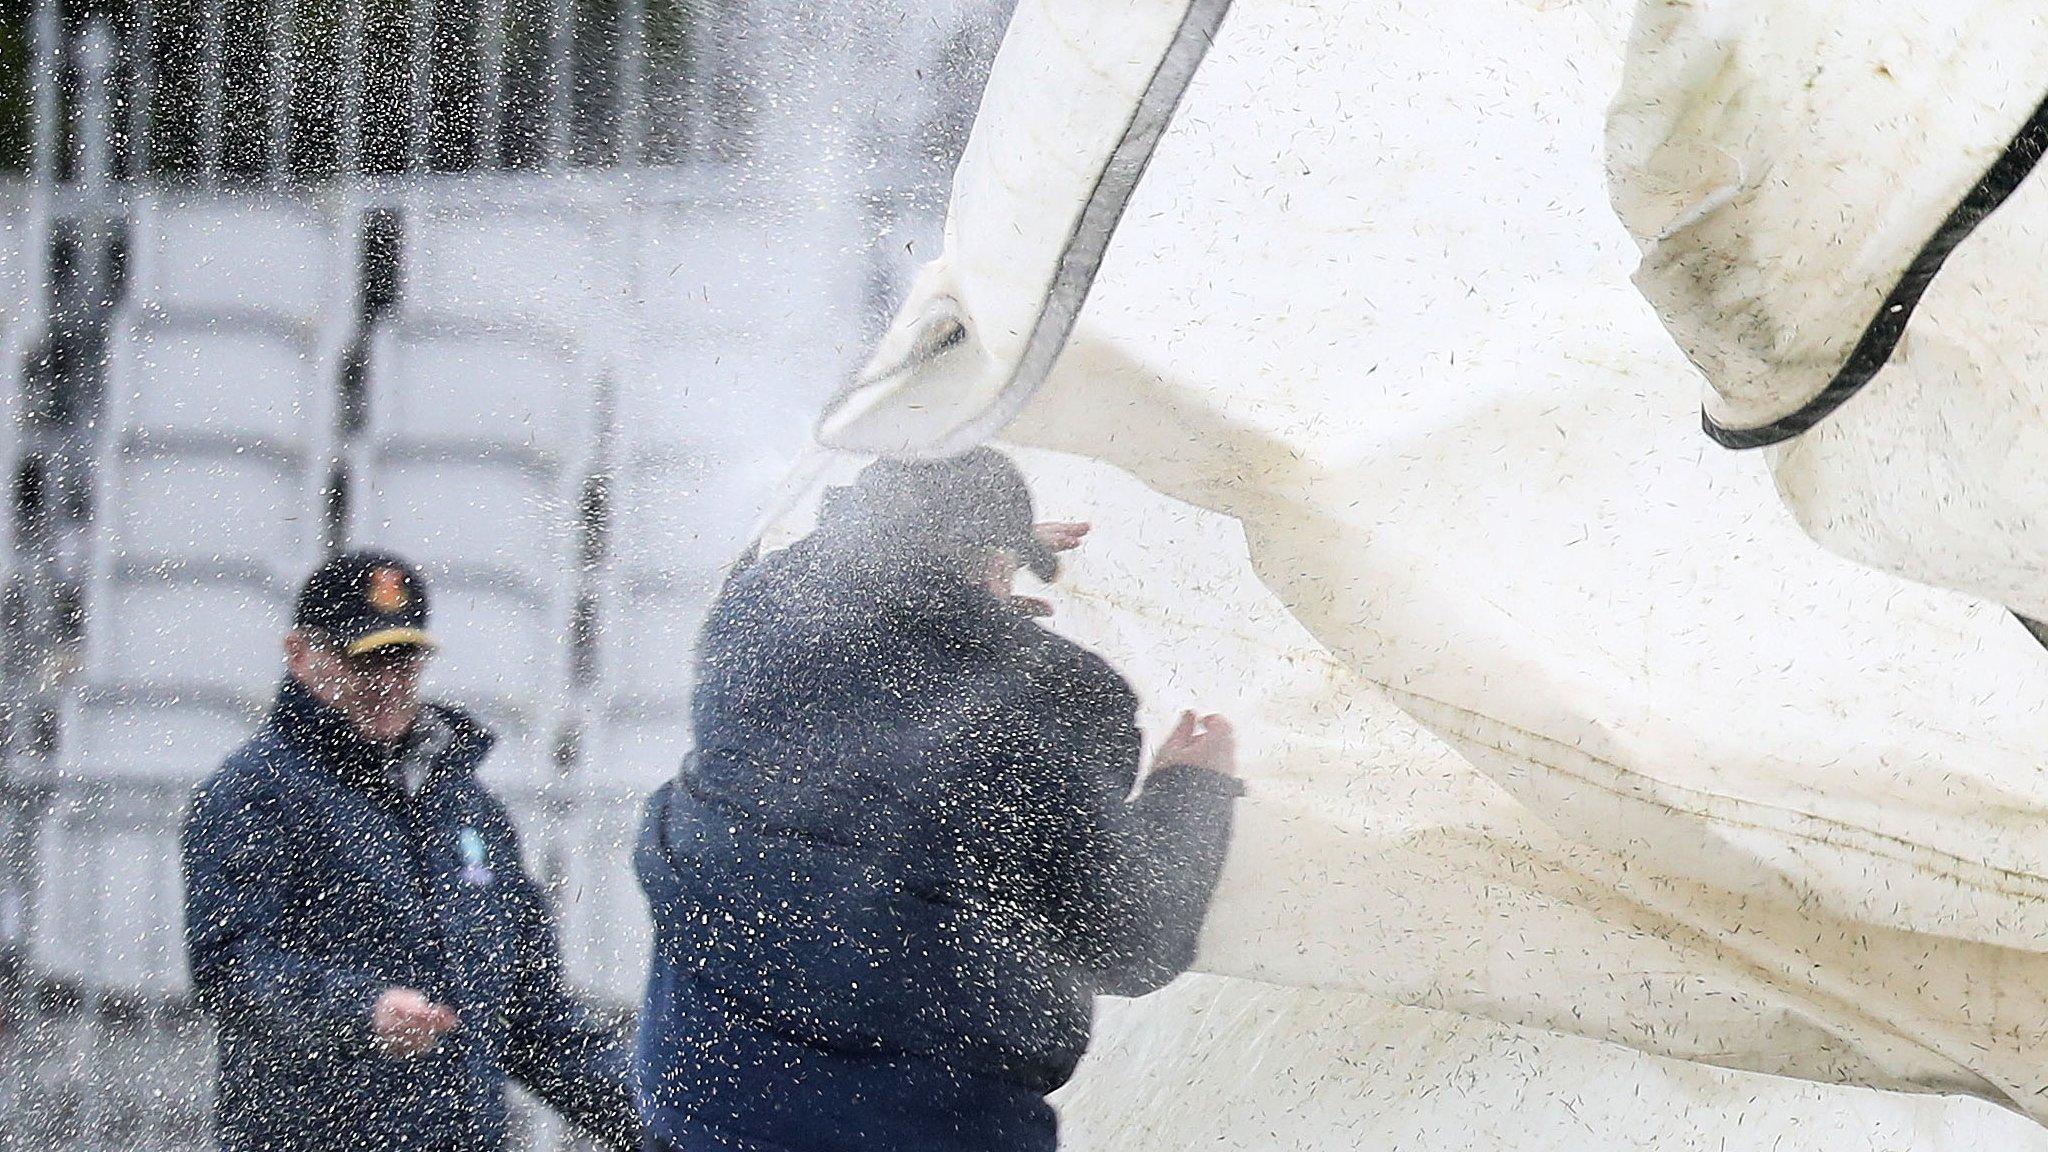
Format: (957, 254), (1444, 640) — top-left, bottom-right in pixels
(367, 567), (412, 614)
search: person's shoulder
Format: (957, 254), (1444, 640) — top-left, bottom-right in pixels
(695, 543), (828, 652)
(198, 724), (295, 797)
(1015, 616), (1121, 676)
(186, 728), (298, 830)
(1011, 619), (1138, 709)
(715, 539), (814, 610)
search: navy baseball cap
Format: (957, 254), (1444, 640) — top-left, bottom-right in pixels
(835, 448), (1059, 581)
(293, 551), (436, 657)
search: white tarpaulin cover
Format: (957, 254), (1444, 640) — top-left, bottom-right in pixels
(1061, 974), (2048, 1150)
(809, 0), (2048, 1126)
(1610, 2), (2048, 624)
(766, 447), (2044, 1147)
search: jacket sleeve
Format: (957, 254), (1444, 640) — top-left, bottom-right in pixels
(181, 776), (385, 1056)
(986, 650), (1242, 998)
(1088, 762), (1242, 996)
(496, 828), (642, 1152)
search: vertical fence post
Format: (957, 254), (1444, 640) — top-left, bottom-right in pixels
(268, 0), (298, 184)
(620, 0), (646, 167)
(128, 0), (156, 179)
(545, 0), (572, 166)
(340, 0), (365, 178)
(678, 4), (713, 161)
(480, 0), (508, 168)
(10, 0), (60, 801)
(30, 1), (58, 189)
(408, 0), (434, 172)
(69, 23), (120, 1145)
(200, 0), (225, 182)
(77, 22), (116, 201)
(16, 0), (57, 620)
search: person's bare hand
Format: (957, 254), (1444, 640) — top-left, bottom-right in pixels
(1151, 710), (1237, 777)
(370, 987), (458, 1059)
(1010, 523), (1089, 618)
(1033, 521), (1091, 554)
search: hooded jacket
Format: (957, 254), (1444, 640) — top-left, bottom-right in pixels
(182, 679), (640, 1152)
(635, 526), (1240, 1152)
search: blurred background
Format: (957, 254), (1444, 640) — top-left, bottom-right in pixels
(0, 0), (1011, 1145)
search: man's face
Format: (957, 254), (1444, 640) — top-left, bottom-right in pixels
(285, 630), (429, 742)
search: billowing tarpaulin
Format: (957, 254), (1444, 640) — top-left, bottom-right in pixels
(1060, 975), (2048, 1149)
(1609, 2), (2048, 628)
(810, 0), (2048, 1121)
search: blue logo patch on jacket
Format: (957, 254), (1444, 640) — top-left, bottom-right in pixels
(459, 825), (495, 887)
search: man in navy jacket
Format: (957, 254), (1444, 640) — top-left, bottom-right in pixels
(182, 551), (640, 1152)
(636, 449), (1242, 1152)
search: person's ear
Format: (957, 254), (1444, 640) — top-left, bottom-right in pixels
(283, 629), (318, 680)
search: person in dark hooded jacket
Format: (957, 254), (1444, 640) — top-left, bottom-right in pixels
(635, 448), (1242, 1152)
(182, 551), (641, 1152)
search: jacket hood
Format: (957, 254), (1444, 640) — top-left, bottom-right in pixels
(692, 528), (1032, 752)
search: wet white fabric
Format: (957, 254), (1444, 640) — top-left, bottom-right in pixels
(829, 0), (1229, 454)
(814, 0), (2048, 1121)
(1609, 1), (2048, 620)
(760, 444), (2048, 1137)
(1057, 975), (2048, 1151)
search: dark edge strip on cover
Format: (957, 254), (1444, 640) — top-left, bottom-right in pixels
(1707, 86), (2048, 449)
(930, 0), (1236, 455)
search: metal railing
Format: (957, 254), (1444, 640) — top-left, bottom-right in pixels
(5, 0), (730, 186)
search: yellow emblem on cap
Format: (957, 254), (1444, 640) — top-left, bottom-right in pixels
(367, 566), (412, 614)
